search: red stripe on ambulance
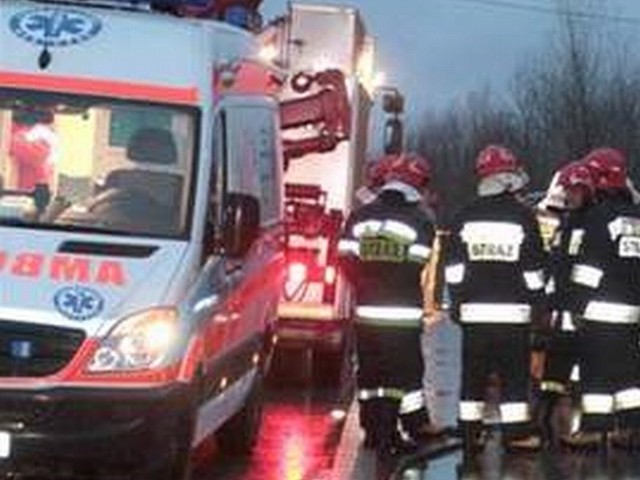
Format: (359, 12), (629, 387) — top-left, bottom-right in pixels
(0, 70), (199, 105)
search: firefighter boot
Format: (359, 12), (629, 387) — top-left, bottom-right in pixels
(539, 393), (574, 449)
(503, 419), (542, 453)
(562, 414), (611, 451)
(537, 392), (558, 448)
(404, 411), (451, 444)
(550, 395), (575, 444)
(483, 373), (502, 426)
(504, 432), (542, 452)
(376, 433), (419, 460)
(462, 422), (483, 460)
(610, 429), (640, 451)
(560, 431), (605, 451)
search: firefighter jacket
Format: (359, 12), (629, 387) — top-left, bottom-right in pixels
(571, 192), (640, 324)
(547, 205), (592, 330)
(338, 188), (435, 327)
(445, 193), (547, 326)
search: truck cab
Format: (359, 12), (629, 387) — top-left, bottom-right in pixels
(0, 1), (284, 478)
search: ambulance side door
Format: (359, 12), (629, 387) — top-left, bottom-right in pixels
(222, 97), (284, 358)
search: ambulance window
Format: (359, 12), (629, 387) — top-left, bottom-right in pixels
(210, 110), (227, 230)
(0, 88), (198, 239)
(109, 107), (173, 148)
(225, 106), (280, 224)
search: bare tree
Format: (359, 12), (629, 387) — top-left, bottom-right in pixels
(411, 0), (640, 221)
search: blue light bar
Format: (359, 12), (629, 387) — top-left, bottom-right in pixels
(151, 0), (262, 30)
(36, 0), (152, 8)
(37, 0), (215, 11)
(37, 0), (263, 30)
(223, 6), (262, 30)
(149, 0), (216, 9)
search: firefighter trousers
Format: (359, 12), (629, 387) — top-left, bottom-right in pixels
(579, 321), (640, 431)
(459, 324), (531, 433)
(355, 323), (429, 446)
(541, 330), (579, 395)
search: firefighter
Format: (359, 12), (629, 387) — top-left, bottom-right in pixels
(337, 152), (436, 457)
(570, 148), (640, 449)
(538, 161), (596, 447)
(529, 169), (566, 405)
(445, 145), (547, 451)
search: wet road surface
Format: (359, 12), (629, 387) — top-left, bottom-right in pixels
(399, 436), (640, 479)
(193, 348), (354, 480)
(191, 322), (640, 479)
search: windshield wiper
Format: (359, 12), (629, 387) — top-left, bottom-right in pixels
(0, 218), (31, 227)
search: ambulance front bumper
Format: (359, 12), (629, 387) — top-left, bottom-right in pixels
(0, 383), (191, 477)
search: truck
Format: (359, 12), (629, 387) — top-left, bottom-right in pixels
(264, 4), (376, 382)
(0, 0), (314, 478)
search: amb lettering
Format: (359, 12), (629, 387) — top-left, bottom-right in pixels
(0, 252), (125, 286)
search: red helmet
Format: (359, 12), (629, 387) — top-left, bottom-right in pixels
(583, 148), (627, 190)
(475, 145), (523, 179)
(366, 159), (389, 189)
(558, 160), (595, 196)
(375, 152), (432, 190)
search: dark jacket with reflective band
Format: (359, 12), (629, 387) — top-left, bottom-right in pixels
(571, 193), (640, 318)
(548, 206), (591, 316)
(339, 190), (434, 308)
(446, 194), (547, 321)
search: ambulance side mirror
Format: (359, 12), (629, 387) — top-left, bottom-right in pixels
(222, 193), (261, 258)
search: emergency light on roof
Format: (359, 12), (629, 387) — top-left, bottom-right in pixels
(39, 0), (263, 29)
(158, 0), (264, 30)
(37, 0), (151, 10)
(40, 0), (227, 10)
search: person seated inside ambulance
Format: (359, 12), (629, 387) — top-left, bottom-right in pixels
(55, 127), (183, 237)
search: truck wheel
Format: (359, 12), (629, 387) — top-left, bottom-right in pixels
(217, 372), (264, 456)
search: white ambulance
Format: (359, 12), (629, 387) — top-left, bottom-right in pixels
(0, 0), (285, 478)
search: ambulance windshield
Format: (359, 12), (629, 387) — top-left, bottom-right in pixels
(0, 88), (198, 239)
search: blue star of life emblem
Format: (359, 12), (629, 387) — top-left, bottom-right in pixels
(10, 8), (102, 48)
(54, 286), (105, 321)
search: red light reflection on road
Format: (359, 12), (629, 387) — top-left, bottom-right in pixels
(260, 404), (335, 480)
(282, 432), (306, 480)
(198, 398), (343, 480)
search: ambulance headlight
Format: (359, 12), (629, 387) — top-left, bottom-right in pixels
(88, 308), (180, 372)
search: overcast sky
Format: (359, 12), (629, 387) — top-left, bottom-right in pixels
(262, 0), (640, 120)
